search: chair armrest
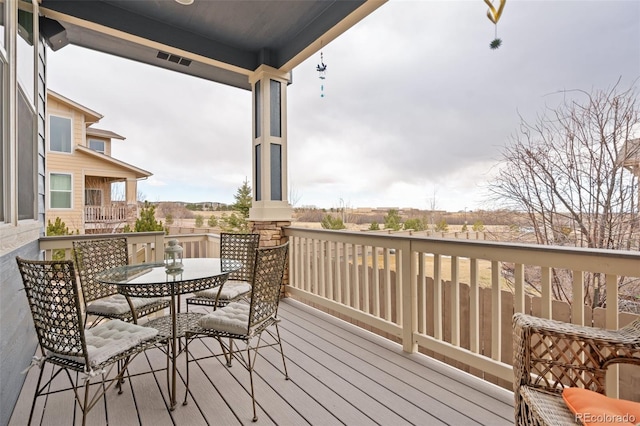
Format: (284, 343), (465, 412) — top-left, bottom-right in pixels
(513, 313), (640, 395)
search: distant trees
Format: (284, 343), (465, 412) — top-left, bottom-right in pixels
(434, 219), (449, 232)
(489, 81), (640, 306)
(384, 209), (402, 231)
(219, 179), (252, 233)
(47, 217), (76, 260)
(124, 201), (165, 233)
(231, 178), (252, 218)
(404, 218), (426, 231)
(472, 220), (485, 232)
(321, 214), (346, 230)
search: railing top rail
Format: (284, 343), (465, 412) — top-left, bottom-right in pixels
(40, 231), (165, 243)
(283, 226), (640, 276)
(167, 233), (221, 241)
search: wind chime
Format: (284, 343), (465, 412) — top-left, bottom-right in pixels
(484, 0), (506, 50)
(316, 50), (327, 97)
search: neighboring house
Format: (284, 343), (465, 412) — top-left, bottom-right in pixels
(618, 138), (640, 177)
(618, 138), (640, 204)
(46, 90), (152, 234)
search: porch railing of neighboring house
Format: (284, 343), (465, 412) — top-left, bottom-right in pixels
(39, 229), (640, 399)
(84, 204), (130, 223)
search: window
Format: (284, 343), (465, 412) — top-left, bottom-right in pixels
(0, 0), (5, 48)
(270, 143), (282, 200)
(49, 115), (71, 152)
(17, 8), (34, 103)
(88, 139), (105, 153)
(50, 173), (72, 208)
(270, 79), (281, 137)
(0, 54), (4, 222)
(18, 89), (35, 219)
(254, 80), (261, 138)
(85, 188), (102, 206)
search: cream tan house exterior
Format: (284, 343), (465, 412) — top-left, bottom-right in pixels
(46, 90), (151, 234)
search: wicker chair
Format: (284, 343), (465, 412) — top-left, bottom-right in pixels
(183, 242), (289, 422)
(513, 312), (640, 425)
(16, 257), (166, 426)
(186, 232), (260, 310)
(73, 237), (169, 326)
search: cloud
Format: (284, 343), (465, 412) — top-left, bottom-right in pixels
(47, 1), (640, 211)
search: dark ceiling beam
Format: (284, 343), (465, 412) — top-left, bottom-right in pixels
(41, 0), (259, 71)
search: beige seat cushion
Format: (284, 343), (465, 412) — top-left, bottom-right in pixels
(86, 294), (165, 316)
(197, 302), (250, 335)
(55, 320), (159, 367)
(194, 280), (251, 301)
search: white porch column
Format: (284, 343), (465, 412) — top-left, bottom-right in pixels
(125, 178), (137, 205)
(248, 65), (293, 221)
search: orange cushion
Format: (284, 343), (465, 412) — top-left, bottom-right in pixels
(562, 388), (640, 426)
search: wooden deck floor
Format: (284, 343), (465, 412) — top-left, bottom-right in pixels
(10, 299), (514, 425)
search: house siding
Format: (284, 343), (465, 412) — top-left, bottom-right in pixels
(0, 241), (41, 426)
(44, 96), (143, 234)
(0, 24), (47, 426)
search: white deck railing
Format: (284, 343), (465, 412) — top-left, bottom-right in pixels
(282, 227), (640, 394)
(39, 229), (639, 395)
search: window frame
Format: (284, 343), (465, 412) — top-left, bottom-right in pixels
(49, 172), (72, 209)
(88, 138), (106, 153)
(48, 113), (72, 153)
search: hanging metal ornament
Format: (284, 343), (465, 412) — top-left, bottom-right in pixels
(316, 51), (327, 97)
(484, 0), (506, 49)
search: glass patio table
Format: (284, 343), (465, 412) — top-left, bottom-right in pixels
(96, 258), (239, 410)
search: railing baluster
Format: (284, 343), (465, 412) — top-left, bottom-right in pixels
(470, 258), (479, 353)
(352, 244), (359, 310)
(433, 254), (442, 340)
(325, 241), (333, 300)
(336, 242), (343, 304)
(372, 246), (380, 317)
(418, 251), (426, 334)
(451, 255), (460, 347)
(541, 267), (552, 319)
(312, 239), (318, 295)
(344, 243), (351, 306)
(491, 260), (501, 362)
(383, 248), (391, 321)
(362, 245), (369, 314)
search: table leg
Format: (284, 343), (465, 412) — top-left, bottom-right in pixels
(169, 294), (178, 410)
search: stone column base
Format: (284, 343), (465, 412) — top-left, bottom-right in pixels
(249, 220), (291, 292)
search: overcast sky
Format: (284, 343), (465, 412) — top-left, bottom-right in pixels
(47, 1), (640, 212)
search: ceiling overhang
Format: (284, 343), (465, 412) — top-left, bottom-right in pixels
(39, 0), (386, 91)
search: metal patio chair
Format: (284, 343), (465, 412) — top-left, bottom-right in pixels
(186, 232), (260, 310)
(73, 237), (169, 326)
(16, 257), (166, 426)
(513, 312), (640, 425)
(183, 242), (289, 422)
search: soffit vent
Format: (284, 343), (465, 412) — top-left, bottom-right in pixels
(156, 51), (192, 67)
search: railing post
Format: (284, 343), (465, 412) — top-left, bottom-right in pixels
(605, 273), (619, 398)
(154, 233), (165, 262)
(401, 240), (417, 353)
